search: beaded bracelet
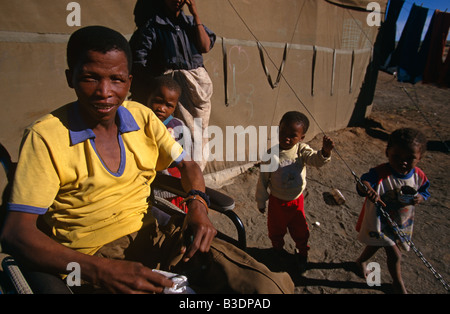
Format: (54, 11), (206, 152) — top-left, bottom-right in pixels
(187, 189), (210, 207)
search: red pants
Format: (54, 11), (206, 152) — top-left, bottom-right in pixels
(168, 196), (187, 212)
(267, 194), (309, 256)
(166, 167), (187, 212)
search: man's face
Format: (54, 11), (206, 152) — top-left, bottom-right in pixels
(66, 49), (132, 124)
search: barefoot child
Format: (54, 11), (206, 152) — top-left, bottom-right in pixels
(355, 128), (430, 293)
(255, 111), (334, 273)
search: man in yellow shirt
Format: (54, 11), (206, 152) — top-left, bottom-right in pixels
(1, 26), (294, 294)
(0, 25), (215, 293)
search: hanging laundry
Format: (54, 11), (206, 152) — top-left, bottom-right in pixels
(437, 49), (450, 87)
(379, 0), (405, 70)
(416, 9), (439, 81)
(390, 3), (429, 83)
(421, 10), (450, 86)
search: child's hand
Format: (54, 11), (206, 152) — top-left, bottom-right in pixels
(321, 135), (335, 157)
(413, 194), (424, 205)
(357, 181), (381, 204)
(365, 188), (381, 204)
(258, 207), (266, 214)
(185, 0), (198, 16)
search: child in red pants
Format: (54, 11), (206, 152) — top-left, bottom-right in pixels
(256, 111), (334, 273)
(267, 194), (309, 256)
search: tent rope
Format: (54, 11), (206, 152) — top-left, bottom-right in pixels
(222, 37), (229, 106)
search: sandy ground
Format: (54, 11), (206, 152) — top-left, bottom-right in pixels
(209, 71), (450, 294)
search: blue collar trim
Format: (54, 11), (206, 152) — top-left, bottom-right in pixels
(69, 103), (140, 145)
(163, 115), (173, 126)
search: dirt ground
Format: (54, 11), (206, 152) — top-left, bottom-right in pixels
(209, 71), (450, 294)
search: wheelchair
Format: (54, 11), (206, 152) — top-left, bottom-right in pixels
(0, 142), (246, 294)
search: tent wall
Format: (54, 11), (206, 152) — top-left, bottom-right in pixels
(201, 0), (385, 173)
(0, 0), (386, 189)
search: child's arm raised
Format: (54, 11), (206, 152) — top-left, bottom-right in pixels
(321, 135), (335, 157)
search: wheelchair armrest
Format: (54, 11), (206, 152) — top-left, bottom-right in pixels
(152, 173), (246, 250)
(153, 173), (235, 213)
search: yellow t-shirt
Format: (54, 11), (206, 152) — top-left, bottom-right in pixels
(9, 101), (184, 255)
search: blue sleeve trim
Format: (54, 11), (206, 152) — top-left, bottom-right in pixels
(175, 150), (186, 163)
(7, 203), (48, 215)
(169, 150), (186, 168)
(418, 180), (431, 200)
(360, 167), (379, 188)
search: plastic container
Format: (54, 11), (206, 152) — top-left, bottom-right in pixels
(331, 188), (346, 205)
(398, 186), (417, 204)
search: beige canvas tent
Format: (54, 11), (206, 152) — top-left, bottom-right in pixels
(0, 0), (387, 190)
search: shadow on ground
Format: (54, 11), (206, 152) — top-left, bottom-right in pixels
(246, 247), (392, 293)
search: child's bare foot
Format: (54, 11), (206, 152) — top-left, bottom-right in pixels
(355, 259), (367, 278)
(392, 280), (408, 294)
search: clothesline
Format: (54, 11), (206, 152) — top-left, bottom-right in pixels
(381, 0), (450, 85)
(392, 0), (450, 41)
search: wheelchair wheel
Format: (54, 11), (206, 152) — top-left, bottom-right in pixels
(1, 255), (33, 294)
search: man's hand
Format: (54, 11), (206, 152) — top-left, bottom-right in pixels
(181, 199), (217, 262)
(1, 211), (175, 294)
(96, 258), (174, 294)
(175, 159), (217, 262)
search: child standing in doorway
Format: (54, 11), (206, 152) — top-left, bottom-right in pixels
(255, 111), (334, 273)
(355, 128), (430, 294)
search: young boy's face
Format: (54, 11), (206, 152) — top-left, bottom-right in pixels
(278, 121), (306, 150)
(164, 0), (186, 13)
(148, 86), (179, 122)
(66, 49), (132, 124)
(386, 144), (422, 175)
